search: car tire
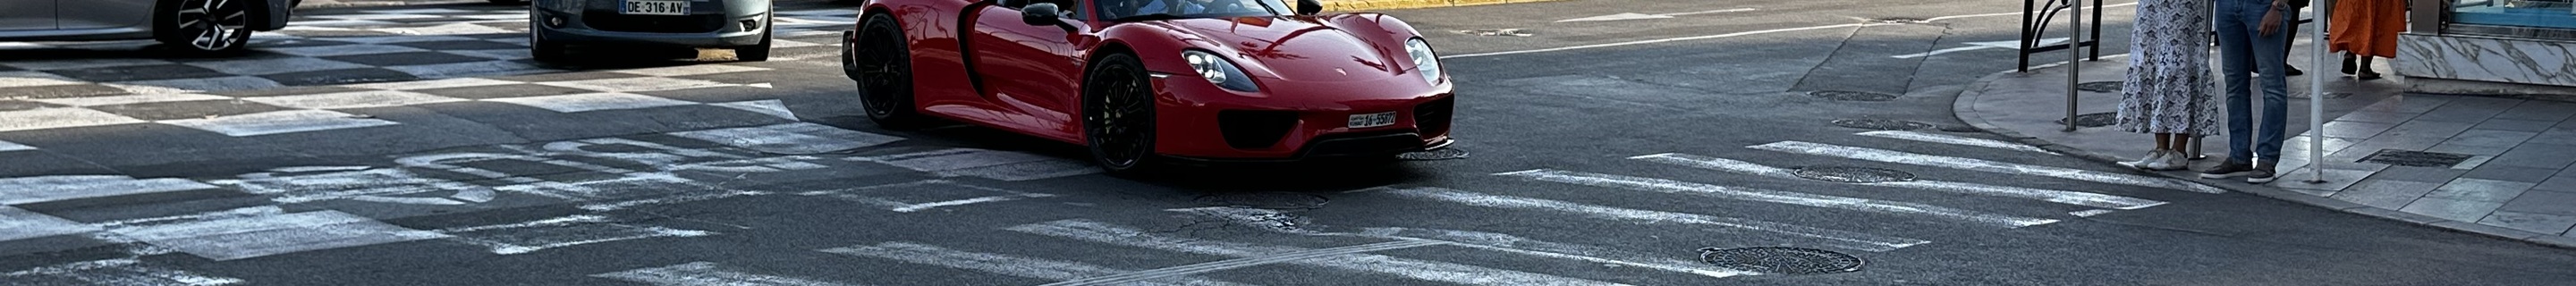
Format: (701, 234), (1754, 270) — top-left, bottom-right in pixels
(1081, 53), (1165, 177)
(153, 0), (254, 55)
(529, 5), (569, 63)
(737, 18), (772, 62)
(851, 13), (931, 130)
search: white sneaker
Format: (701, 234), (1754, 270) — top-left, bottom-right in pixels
(2126, 150), (2166, 169)
(2145, 150), (2186, 171)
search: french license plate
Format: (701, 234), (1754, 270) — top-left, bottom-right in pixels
(622, 0), (690, 15)
(1348, 112), (1396, 129)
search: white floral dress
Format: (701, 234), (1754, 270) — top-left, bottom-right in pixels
(2116, 0), (2219, 136)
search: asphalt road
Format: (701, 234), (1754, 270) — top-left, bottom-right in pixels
(4, 0), (2576, 285)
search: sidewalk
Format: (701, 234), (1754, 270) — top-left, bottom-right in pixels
(1955, 48), (2576, 248)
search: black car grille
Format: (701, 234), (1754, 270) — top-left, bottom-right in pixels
(1218, 110), (1299, 149)
(582, 11), (725, 33)
(1412, 97), (1453, 136)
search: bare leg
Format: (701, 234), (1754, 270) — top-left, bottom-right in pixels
(2154, 133), (2174, 151)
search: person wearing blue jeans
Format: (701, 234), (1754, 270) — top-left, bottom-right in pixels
(2202, 0), (2295, 183)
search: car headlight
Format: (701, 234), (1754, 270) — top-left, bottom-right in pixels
(1405, 38), (1440, 84)
(1183, 50), (1258, 92)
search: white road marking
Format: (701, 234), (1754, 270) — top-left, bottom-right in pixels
(1889, 38), (2066, 59)
(1855, 130), (2055, 154)
(481, 92), (699, 113)
(1049, 240), (1443, 286)
(1631, 153), (2165, 209)
(1370, 187), (1928, 252)
(799, 180), (1056, 213)
(240, 90), (467, 109)
(0, 71), (85, 88)
(614, 64), (774, 77)
(180, 57), (372, 76)
(91, 206), (286, 229)
(852, 148), (1101, 181)
(263, 44), (431, 57)
(438, 214), (715, 255)
(110, 210), (449, 261)
(29, 94), (231, 107)
(1008, 219), (1629, 286)
(577, 189), (772, 211)
(384, 60), (546, 78)
(1165, 207), (1753, 279)
(594, 262), (861, 286)
(535, 77), (736, 93)
(342, 78), (522, 90)
(0, 206), (101, 242)
(212, 166), (497, 205)
(0, 108), (151, 132)
(2069, 209), (2116, 217)
(1921, 2), (2138, 21)
(1555, 8), (1757, 22)
(375, 22), (519, 36)
(0, 175), (218, 205)
(158, 109), (402, 137)
(0, 139), (31, 152)
(1498, 169), (2060, 227)
(713, 99), (799, 120)
(668, 122), (903, 155)
(1750, 141), (2229, 194)
(1, 258), (242, 286)
(821, 241), (1259, 286)
(1446, 23), (1890, 58)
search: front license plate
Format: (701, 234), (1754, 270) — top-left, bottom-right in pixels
(1348, 112), (1396, 129)
(622, 0), (690, 15)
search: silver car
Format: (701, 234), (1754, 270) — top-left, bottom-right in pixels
(0, 0), (298, 54)
(527, 0), (775, 62)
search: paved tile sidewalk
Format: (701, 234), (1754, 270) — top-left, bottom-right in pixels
(1955, 50), (2576, 248)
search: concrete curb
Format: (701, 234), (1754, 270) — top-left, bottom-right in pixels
(1949, 62), (2576, 250)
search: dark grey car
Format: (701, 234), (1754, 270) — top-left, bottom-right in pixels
(0, 0), (298, 54)
(527, 0), (775, 62)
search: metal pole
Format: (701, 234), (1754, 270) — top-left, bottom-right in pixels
(2307, 0), (2330, 183)
(2021, 0), (2038, 72)
(2064, 0), (2082, 131)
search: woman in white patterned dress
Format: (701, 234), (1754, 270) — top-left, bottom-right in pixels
(2117, 0), (2221, 171)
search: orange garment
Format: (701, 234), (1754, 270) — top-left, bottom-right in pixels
(2327, 0), (2407, 57)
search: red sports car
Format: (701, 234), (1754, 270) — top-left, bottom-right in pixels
(840, 0), (1455, 174)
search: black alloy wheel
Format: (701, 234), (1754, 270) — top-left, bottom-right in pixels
(852, 14), (928, 128)
(157, 0), (254, 54)
(1082, 53), (1161, 175)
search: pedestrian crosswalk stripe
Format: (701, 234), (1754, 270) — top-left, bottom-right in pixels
(1631, 153), (2167, 210)
(1166, 207), (1754, 279)
(437, 214), (716, 255)
(1368, 187), (1928, 252)
(1497, 169), (2061, 227)
(821, 241), (1258, 286)
(1, 258), (243, 286)
(593, 262), (864, 286)
(107, 210), (449, 261)
(1043, 240), (1442, 286)
(0, 175), (219, 205)
(0, 139), (30, 152)
(1750, 141), (2229, 194)
(1006, 219), (1630, 286)
(665, 122), (904, 155)
(0, 206), (101, 243)
(1855, 130), (2056, 154)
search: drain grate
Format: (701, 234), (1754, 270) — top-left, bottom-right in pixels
(2075, 81), (2124, 93)
(1832, 119), (1933, 130)
(1699, 247), (1864, 274)
(2359, 149), (2474, 167)
(1807, 90), (1899, 102)
(1397, 148), (1470, 161)
(2055, 113), (2118, 128)
(1792, 166), (1915, 183)
(1193, 192), (1329, 209)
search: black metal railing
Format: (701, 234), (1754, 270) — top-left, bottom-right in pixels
(2018, 0), (2106, 72)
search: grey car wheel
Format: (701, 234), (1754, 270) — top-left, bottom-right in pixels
(155, 0), (253, 53)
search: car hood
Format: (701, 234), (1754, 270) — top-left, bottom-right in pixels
(1148, 17), (1406, 82)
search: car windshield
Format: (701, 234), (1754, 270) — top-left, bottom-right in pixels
(1095, 0), (1293, 21)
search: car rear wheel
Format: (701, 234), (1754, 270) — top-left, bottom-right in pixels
(155, 0), (254, 55)
(1082, 53), (1163, 176)
(851, 13), (929, 129)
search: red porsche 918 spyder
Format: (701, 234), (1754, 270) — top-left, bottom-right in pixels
(840, 0), (1455, 174)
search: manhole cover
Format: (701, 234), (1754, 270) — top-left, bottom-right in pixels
(1832, 119), (1933, 130)
(2359, 149), (2473, 167)
(1807, 90), (1899, 102)
(1699, 247), (1863, 274)
(2075, 81), (2123, 93)
(1193, 192), (1328, 209)
(2054, 113), (2117, 128)
(1792, 166), (1915, 183)
(1397, 148), (1470, 161)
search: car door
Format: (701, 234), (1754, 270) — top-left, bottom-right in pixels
(57, 0), (156, 29)
(0, 0), (55, 30)
(967, 0), (1090, 134)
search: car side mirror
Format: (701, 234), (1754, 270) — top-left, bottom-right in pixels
(1021, 3), (1076, 32)
(1296, 0), (1322, 15)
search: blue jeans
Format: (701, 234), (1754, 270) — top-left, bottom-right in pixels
(2215, 0), (2292, 162)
